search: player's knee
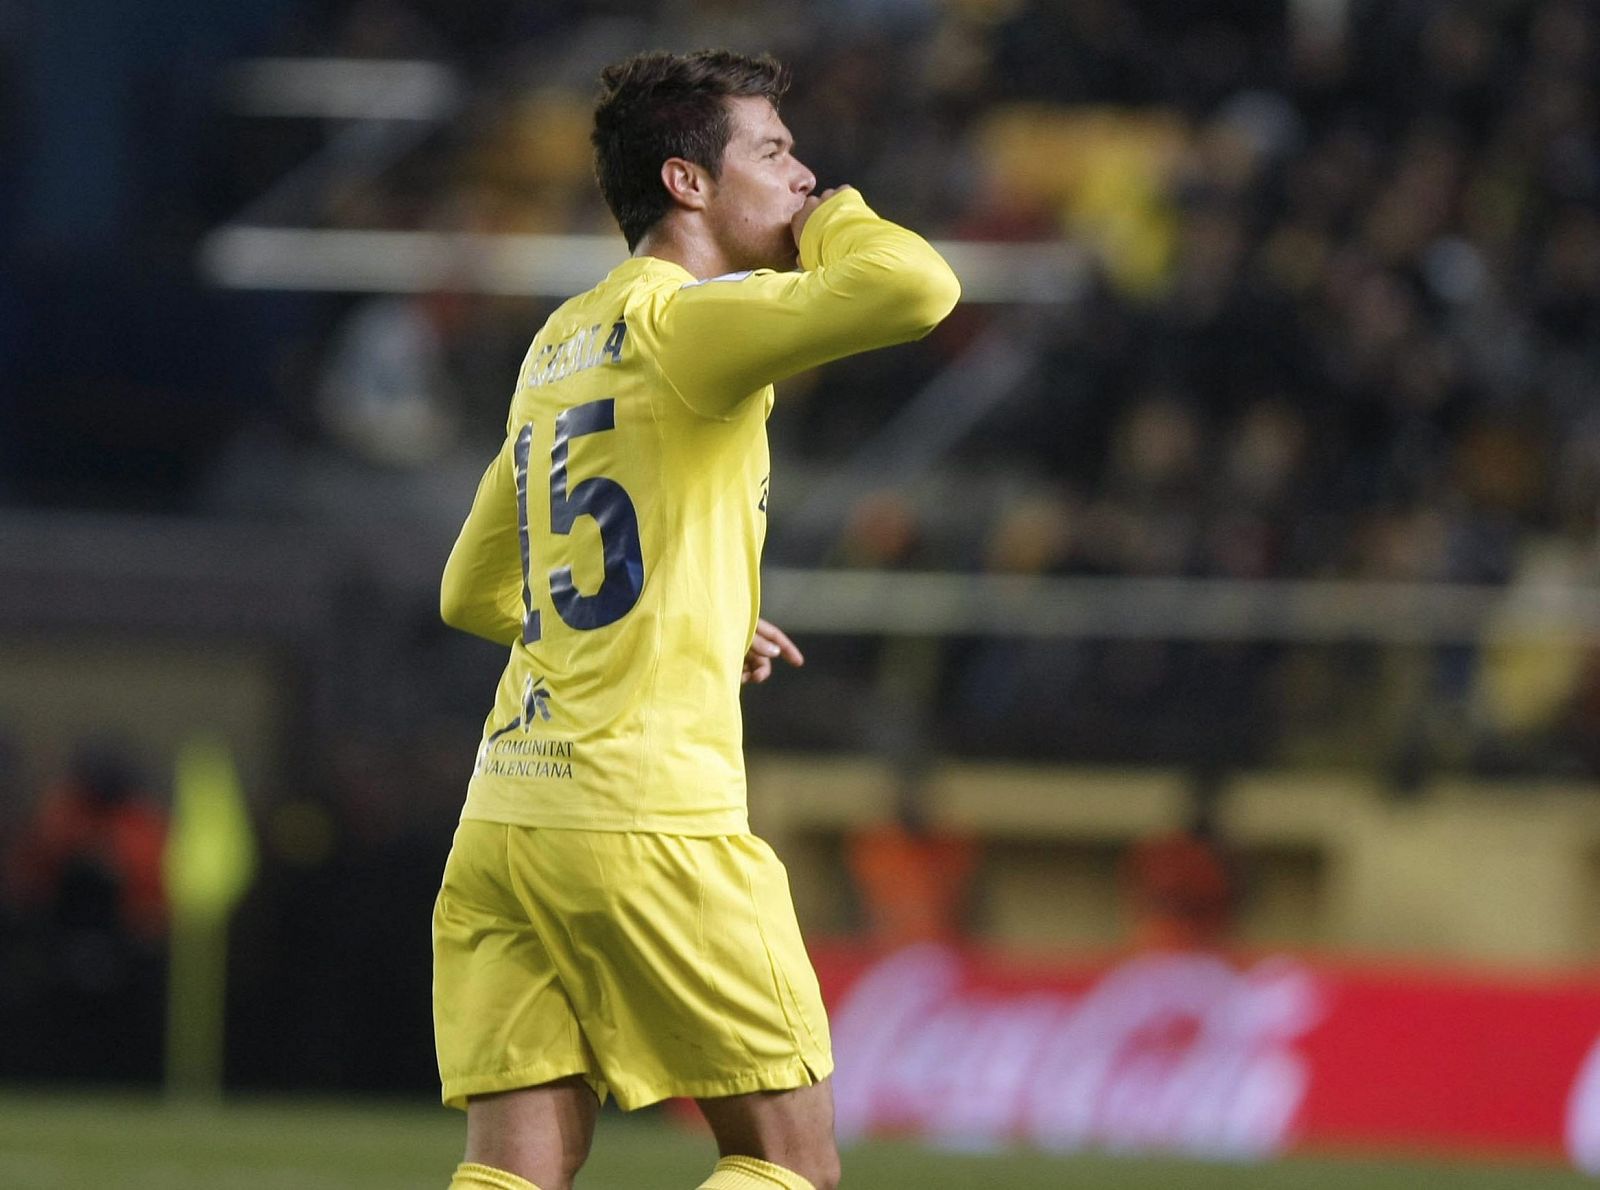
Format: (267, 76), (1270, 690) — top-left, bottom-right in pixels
(561, 1132), (595, 1183)
(806, 1145), (842, 1190)
(784, 1148), (842, 1190)
(530, 1133), (591, 1190)
(774, 1140), (841, 1190)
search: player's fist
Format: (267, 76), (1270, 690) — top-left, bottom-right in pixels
(791, 186), (851, 249)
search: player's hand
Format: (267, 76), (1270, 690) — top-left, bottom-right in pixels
(742, 618), (805, 685)
(791, 186), (851, 248)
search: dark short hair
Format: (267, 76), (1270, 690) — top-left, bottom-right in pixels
(593, 49), (790, 251)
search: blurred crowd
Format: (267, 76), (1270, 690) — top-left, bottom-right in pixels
(0, 735), (448, 1092)
(203, 0), (1600, 583)
(0, 744), (169, 1083)
(190, 0), (1600, 585)
(4, 1), (1600, 1092)
(3, 0), (1600, 777)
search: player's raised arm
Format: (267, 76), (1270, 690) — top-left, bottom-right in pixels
(650, 188), (960, 417)
(440, 439), (524, 645)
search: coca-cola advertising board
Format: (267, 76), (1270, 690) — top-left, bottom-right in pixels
(813, 941), (1600, 1168)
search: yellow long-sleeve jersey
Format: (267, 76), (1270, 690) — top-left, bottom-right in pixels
(440, 189), (960, 834)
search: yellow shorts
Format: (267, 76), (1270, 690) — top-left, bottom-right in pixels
(432, 819), (833, 1111)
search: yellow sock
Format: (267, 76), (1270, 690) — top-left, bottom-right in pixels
(449, 1162), (541, 1190)
(697, 1154), (816, 1190)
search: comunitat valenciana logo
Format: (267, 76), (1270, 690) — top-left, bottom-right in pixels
(828, 945), (1324, 1159)
(521, 674), (553, 724)
(1565, 1032), (1600, 1171)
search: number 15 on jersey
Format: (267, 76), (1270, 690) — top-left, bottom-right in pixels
(513, 398), (646, 645)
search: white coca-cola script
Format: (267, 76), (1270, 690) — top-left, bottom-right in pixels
(829, 944), (1323, 1158)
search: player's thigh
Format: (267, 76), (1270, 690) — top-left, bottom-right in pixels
(512, 830), (833, 1106)
(434, 820), (601, 1108)
(697, 1078), (840, 1188)
(466, 1075), (600, 1190)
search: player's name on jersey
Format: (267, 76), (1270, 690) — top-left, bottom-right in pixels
(476, 737), (577, 780)
(524, 320), (628, 389)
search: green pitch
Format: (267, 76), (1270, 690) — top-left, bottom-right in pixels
(0, 1091), (1589, 1189)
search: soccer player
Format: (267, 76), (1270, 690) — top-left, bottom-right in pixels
(432, 49), (960, 1190)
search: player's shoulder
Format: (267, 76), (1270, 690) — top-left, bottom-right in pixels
(677, 268), (759, 289)
(628, 260), (784, 309)
(627, 265), (788, 348)
(579, 259), (675, 333)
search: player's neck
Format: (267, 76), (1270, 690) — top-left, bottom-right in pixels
(633, 221), (736, 281)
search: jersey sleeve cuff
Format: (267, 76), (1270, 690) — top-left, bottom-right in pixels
(797, 188), (873, 270)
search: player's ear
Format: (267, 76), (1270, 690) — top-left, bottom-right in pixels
(661, 157), (710, 212)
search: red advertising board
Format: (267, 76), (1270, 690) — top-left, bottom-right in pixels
(810, 940), (1600, 1168)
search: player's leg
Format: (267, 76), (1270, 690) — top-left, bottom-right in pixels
(696, 1080), (840, 1190)
(507, 829), (837, 1186)
(449, 1075), (600, 1190)
(435, 821), (608, 1190)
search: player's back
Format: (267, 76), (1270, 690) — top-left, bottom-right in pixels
(461, 257), (770, 834)
(443, 189), (961, 836)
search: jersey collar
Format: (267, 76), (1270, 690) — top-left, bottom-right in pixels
(611, 255), (696, 285)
